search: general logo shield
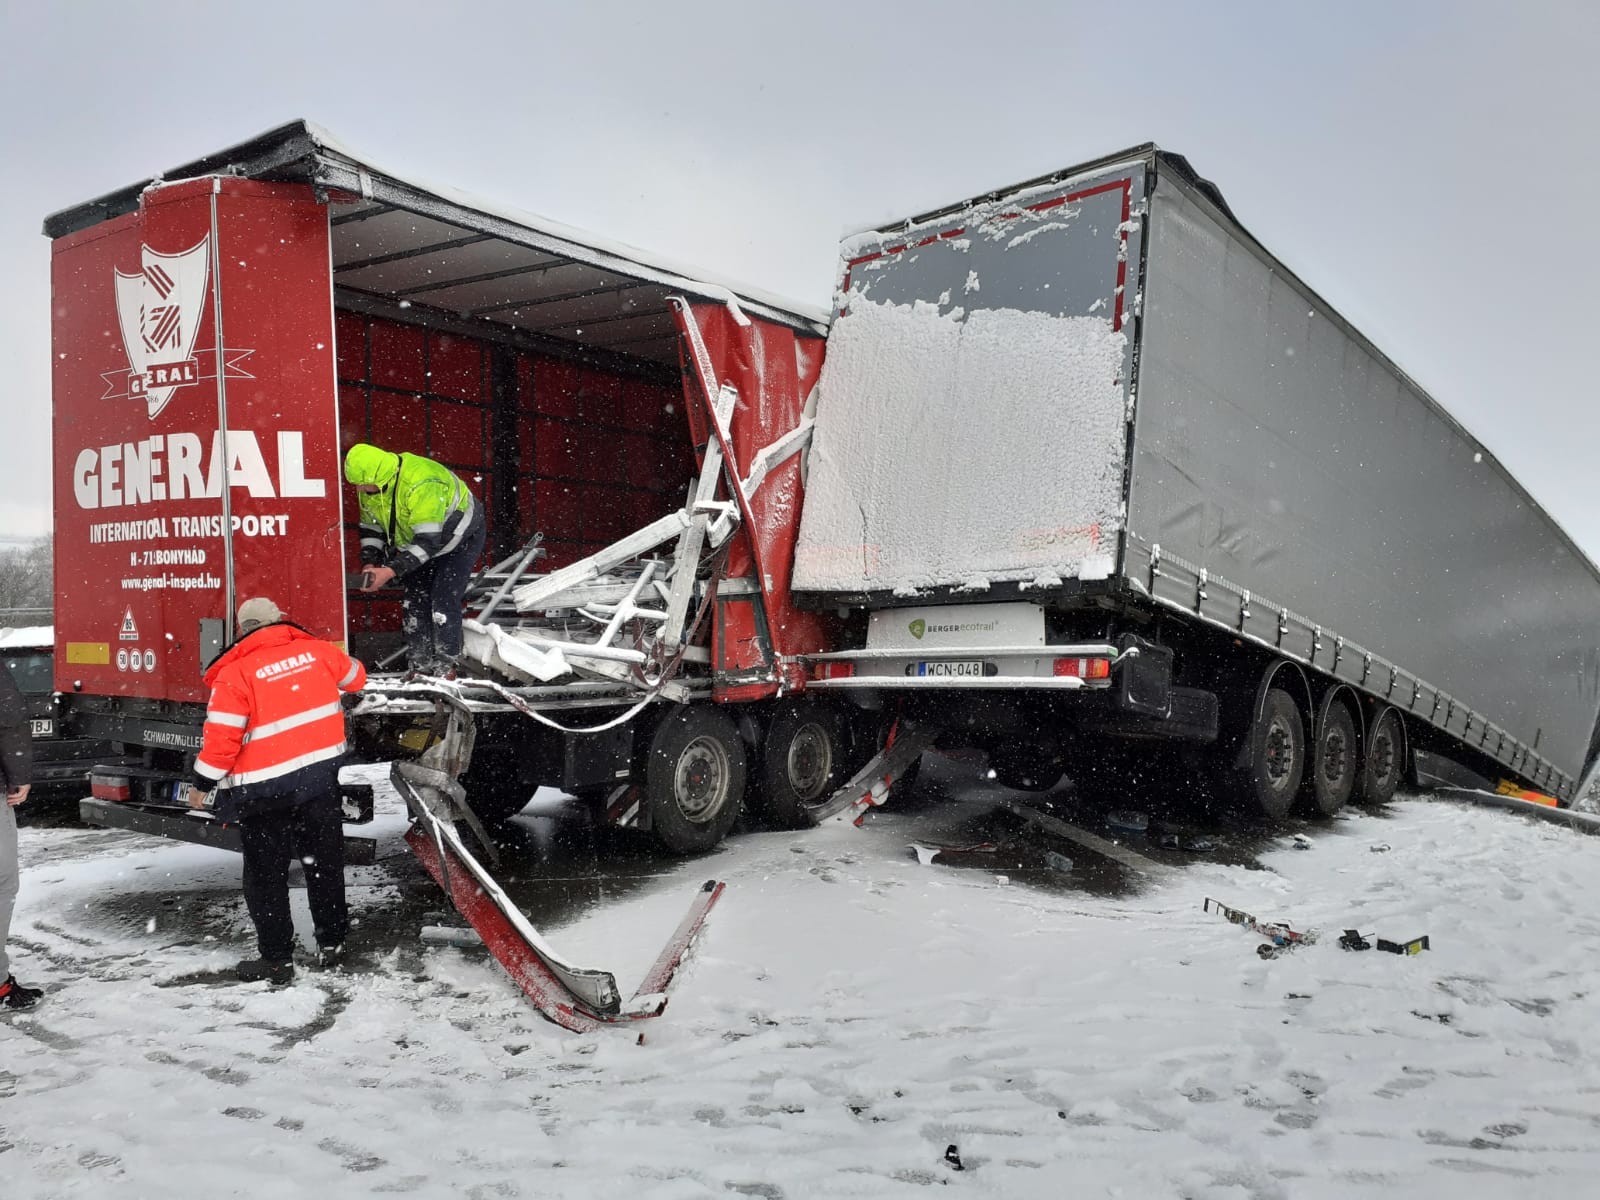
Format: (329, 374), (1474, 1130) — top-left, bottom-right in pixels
(908, 618), (926, 640)
(113, 236), (212, 419)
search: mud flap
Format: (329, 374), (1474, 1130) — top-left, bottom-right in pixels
(804, 720), (940, 826)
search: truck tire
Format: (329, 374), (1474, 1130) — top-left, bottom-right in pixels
(1356, 708), (1404, 806)
(754, 700), (848, 829)
(459, 747), (534, 826)
(1304, 699), (1357, 817)
(645, 706), (746, 855)
(1241, 687), (1305, 821)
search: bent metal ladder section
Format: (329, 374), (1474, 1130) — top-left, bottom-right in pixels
(390, 707), (723, 1032)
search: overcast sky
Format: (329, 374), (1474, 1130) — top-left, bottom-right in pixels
(2, 1), (1597, 560)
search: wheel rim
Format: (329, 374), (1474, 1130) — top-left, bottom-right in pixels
(786, 721), (833, 802)
(1264, 718), (1296, 791)
(674, 735), (730, 823)
(1321, 727), (1350, 787)
(1371, 728), (1397, 786)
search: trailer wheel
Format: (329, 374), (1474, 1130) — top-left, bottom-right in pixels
(1356, 709), (1404, 806)
(1304, 699), (1357, 817)
(1241, 687), (1305, 821)
(645, 706), (746, 855)
(459, 747), (534, 826)
(753, 700), (847, 829)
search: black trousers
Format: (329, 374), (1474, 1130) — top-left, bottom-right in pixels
(239, 793), (348, 962)
(401, 510), (487, 669)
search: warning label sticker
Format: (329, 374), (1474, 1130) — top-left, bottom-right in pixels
(119, 608), (139, 641)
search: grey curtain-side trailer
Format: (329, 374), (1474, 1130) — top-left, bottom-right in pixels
(791, 145), (1600, 818)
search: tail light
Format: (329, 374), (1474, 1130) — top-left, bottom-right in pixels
(812, 661), (856, 681)
(90, 772), (132, 802)
(1052, 656), (1111, 681)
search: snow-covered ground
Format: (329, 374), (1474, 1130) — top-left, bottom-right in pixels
(4, 768), (1600, 1199)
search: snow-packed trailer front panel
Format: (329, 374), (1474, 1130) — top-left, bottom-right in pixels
(1127, 161), (1600, 797)
(793, 161), (1144, 597)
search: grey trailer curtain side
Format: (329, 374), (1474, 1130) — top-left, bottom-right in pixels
(1125, 165), (1600, 795)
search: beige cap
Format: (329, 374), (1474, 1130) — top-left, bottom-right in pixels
(236, 596), (283, 633)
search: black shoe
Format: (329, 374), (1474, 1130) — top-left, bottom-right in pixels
(0, 975), (42, 1010)
(316, 943), (345, 969)
(235, 958), (294, 985)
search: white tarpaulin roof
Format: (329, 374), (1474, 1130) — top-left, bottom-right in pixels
(43, 120), (826, 370)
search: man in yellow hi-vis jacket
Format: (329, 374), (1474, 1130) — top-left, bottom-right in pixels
(343, 443), (487, 677)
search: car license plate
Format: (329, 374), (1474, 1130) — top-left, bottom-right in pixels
(30, 718), (54, 737)
(915, 660), (984, 678)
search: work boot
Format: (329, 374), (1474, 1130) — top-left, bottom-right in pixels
(0, 975), (43, 1011)
(316, 943), (344, 969)
(235, 958), (294, 985)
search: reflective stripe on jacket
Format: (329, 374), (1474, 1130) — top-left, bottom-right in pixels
(353, 450), (476, 577)
(193, 624), (366, 793)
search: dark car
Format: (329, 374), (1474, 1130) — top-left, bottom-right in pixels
(2, 625), (112, 799)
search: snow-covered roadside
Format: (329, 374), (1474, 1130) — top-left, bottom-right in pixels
(4, 790), (1600, 1199)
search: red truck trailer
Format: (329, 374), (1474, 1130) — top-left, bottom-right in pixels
(47, 120), (875, 867)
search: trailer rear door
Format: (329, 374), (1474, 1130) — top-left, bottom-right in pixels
(51, 178), (345, 703)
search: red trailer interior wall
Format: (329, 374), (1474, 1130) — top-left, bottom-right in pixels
(521, 358), (691, 568)
(335, 311), (694, 646)
(336, 313), (494, 640)
(51, 178), (344, 703)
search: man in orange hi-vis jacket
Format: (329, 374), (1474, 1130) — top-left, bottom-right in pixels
(187, 597), (367, 984)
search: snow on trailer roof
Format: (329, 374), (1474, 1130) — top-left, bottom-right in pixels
(41, 120), (827, 369)
(0, 625), (53, 650)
